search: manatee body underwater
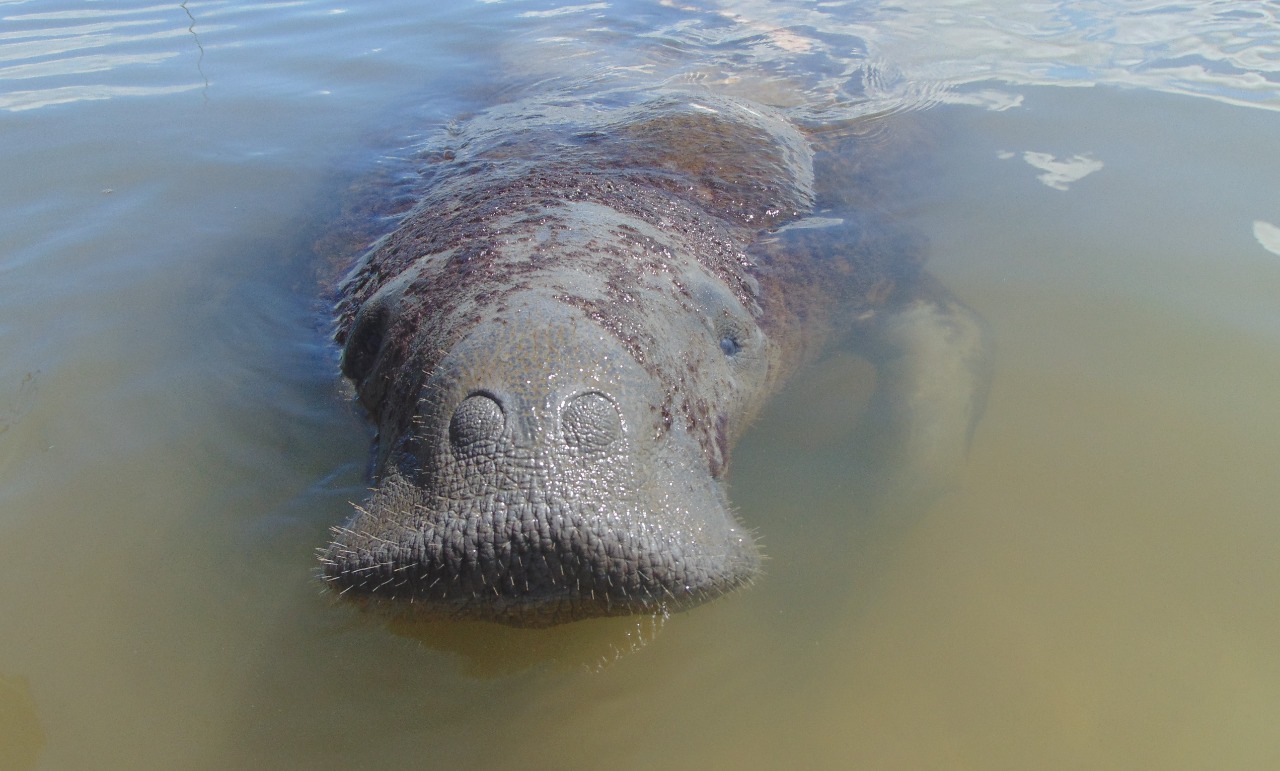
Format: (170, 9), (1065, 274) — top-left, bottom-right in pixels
(319, 91), (991, 627)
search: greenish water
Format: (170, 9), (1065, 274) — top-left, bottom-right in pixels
(1, 1), (1279, 768)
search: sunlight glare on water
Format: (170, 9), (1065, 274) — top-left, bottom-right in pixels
(1, 0), (1279, 768)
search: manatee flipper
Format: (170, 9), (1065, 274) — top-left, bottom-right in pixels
(849, 275), (992, 508)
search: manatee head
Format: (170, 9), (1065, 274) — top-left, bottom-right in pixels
(321, 195), (776, 626)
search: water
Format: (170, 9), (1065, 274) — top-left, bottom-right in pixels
(2, 1), (1279, 767)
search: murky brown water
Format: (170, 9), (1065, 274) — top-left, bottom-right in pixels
(2, 1), (1279, 768)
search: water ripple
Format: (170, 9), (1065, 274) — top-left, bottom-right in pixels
(0, 1), (225, 111)
(4, 0), (1277, 116)
(691, 0), (1280, 115)
(470, 0), (1280, 125)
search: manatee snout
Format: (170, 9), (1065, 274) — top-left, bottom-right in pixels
(322, 304), (761, 626)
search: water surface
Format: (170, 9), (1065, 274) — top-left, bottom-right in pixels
(2, 1), (1279, 768)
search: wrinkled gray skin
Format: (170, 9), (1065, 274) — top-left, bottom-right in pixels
(320, 92), (990, 626)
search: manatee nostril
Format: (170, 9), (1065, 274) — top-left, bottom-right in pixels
(449, 393), (505, 449)
(562, 391), (622, 452)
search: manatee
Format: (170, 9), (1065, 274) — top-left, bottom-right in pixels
(319, 92), (990, 626)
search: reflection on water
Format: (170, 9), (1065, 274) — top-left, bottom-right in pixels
(6, 1), (1277, 116)
(1, 0), (1279, 767)
(0, 2), (217, 110)
(687, 0), (1280, 113)
(1009, 150), (1105, 191)
(1255, 220), (1280, 257)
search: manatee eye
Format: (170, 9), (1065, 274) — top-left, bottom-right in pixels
(719, 335), (741, 357)
(341, 301), (390, 384)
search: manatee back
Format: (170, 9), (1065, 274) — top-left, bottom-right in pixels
(334, 91), (819, 343)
